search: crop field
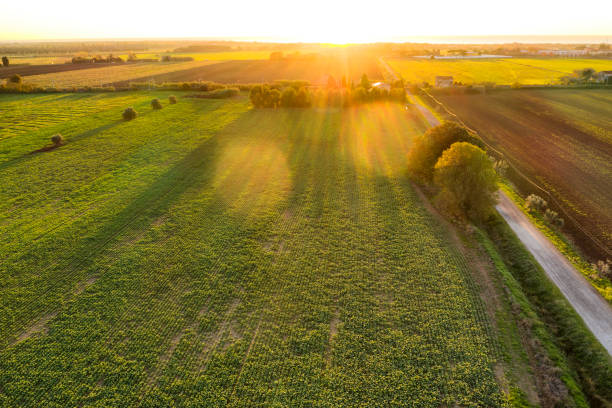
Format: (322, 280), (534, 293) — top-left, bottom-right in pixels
(388, 58), (612, 85)
(0, 92), (515, 406)
(18, 61), (217, 88)
(110, 57), (384, 86)
(437, 89), (612, 253)
(0, 62), (119, 80)
(119, 50), (278, 61)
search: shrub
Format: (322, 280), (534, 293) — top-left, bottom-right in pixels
(525, 194), (547, 213)
(592, 259), (612, 279)
(407, 122), (477, 182)
(169, 95), (177, 104)
(249, 85), (279, 108)
(9, 74), (22, 84)
(493, 159), (509, 177)
(434, 142), (498, 221)
(1, 56), (8, 67)
(151, 99), (163, 109)
(544, 209), (564, 228)
(122, 107), (137, 121)
(51, 134), (63, 145)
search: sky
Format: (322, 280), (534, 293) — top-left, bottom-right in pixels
(1, 0), (611, 43)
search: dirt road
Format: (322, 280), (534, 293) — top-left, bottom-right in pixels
(496, 193), (612, 355)
(409, 90), (612, 355)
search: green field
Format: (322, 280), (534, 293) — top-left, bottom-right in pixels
(388, 58), (612, 85)
(0, 92), (516, 406)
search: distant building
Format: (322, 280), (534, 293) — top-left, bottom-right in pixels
(597, 71), (612, 83)
(372, 82), (391, 91)
(435, 76), (453, 87)
(537, 49), (589, 57)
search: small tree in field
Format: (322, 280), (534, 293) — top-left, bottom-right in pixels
(1, 56), (8, 67)
(51, 134), (63, 146)
(434, 142), (498, 221)
(122, 107), (137, 121)
(151, 98), (162, 109)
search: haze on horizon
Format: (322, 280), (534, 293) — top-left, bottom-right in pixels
(1, 0), (611, 43)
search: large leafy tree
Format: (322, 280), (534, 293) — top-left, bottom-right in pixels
(407, 121), (478, 183)
(434, 142), (498, 221)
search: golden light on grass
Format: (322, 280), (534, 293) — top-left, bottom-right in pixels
(343, 104), (413, 178)
(213, 139), (291, 218)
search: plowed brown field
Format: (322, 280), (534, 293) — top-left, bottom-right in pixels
(438, 89), (612, 258)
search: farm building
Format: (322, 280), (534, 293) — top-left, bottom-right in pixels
(372, 81), (391, 91)
(597, 71), (612, 83)
(435, 76), (453, 87)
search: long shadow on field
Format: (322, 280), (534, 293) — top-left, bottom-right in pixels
(0, 110), (251, 343)
(0, 120), (124, 172)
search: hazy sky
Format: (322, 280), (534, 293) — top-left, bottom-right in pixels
(1, 0), (611, 42)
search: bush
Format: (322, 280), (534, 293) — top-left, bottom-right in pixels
(544, 208), (564, 228)
(51, 134), (63, 145)
(493, 159), (509, 177)
(2, 56), (8, 67)
(434, 142), (498, 221)
(151, 99), (162, 109)
(592, 259), (612, 279)
(169, 95), (177, 104)
(407, 122), (478, 182)
(9, 74), (22, 84)
(525, 194), (547, 213)
(122, 107), (137, 121)
(249, 85), (279, 108)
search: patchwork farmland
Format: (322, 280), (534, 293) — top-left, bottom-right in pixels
(0, 93), (519, 406)
(109, 57), (384, 86)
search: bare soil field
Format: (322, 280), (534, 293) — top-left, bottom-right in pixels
(0, 62), (116, 79)
(109, 57), (383, 86)
(437, 89), (612, 258)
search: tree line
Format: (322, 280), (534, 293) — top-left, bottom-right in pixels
(249, 74), (406, 108)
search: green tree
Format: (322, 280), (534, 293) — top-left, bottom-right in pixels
(280, 87), (296, 107)
(434, 142), (498, 221)
(578, 68), (596, 82)
(406, 121), (477, 182)
(360, 73), (371, 90)
(249, 85), (265, 108)
(295, 87), (310, 107)
(263, 88), (280, 108)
